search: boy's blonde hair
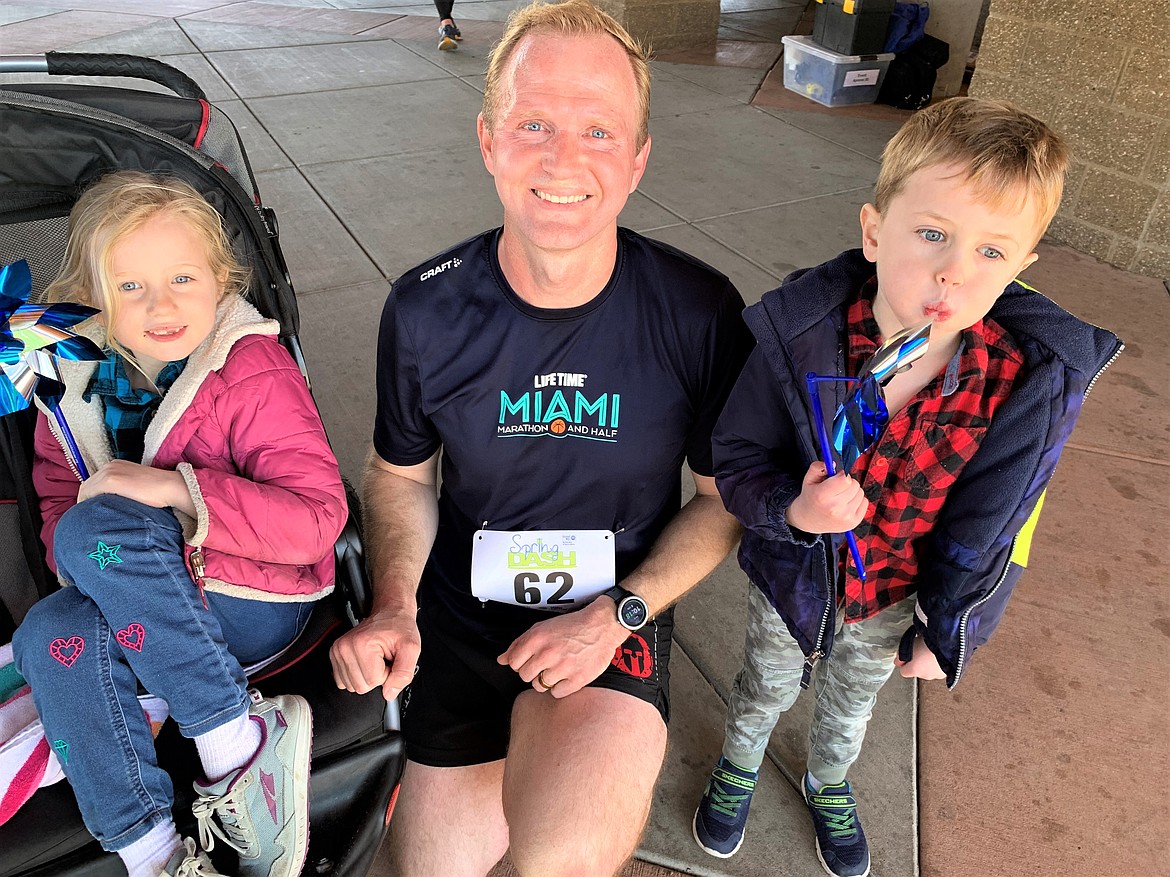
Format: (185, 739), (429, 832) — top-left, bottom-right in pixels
(875, 97), (1069, 236)
(46, 171), (250, 363)
(482, 0), (652, 150)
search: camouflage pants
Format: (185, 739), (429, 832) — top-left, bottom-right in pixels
(723, 585), (914, 784)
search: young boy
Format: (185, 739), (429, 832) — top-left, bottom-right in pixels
(691, 97), (1123, 877)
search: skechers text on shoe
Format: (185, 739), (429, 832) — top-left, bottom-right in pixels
(692, 756), (758, 858)
(191, 692), (312, 877)
(804, 775), (871, 877)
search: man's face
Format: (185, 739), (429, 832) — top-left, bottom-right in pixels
(477, 31), (650, 257)
(861, 162), (1043, 338)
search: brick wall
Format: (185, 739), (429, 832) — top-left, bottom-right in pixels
(971, 0), (1169, 278)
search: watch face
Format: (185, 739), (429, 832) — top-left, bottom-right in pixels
(619, 596), (648, 628)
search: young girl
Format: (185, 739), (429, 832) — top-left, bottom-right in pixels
(12, 171), (347, 877)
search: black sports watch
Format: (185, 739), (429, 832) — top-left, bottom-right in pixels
(602, 585), (649, 632)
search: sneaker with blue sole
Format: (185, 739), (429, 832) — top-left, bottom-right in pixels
(191, 691), (312, 877)
(691, 756), (758, 858)
(804, 775), (871, 877)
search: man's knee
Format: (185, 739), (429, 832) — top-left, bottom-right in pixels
(505, 694), (661, 877)
(509, 829), (632, 877)
(386, 759), (509, 877)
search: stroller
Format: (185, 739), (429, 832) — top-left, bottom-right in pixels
(0, 52), (403, 875)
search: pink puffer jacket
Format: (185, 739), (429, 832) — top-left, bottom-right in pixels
(33, 295), (347, 603)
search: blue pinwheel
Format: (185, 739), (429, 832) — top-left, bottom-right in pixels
(0, 259), (104, 479)
(806, 321), (932, 581)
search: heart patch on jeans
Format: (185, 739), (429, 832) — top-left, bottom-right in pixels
(49, 635), (85, 667)
(116, 623), (146, 652)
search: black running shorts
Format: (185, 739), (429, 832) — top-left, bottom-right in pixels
(401, 598), (673, 767)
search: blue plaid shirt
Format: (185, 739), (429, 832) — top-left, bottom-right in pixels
(84, 352), (188, 464)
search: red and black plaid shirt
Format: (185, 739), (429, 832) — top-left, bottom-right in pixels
(841, 283), (1023, 622)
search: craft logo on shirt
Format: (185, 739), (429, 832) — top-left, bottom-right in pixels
(419, 257), (462, 281)
(497, 372), (620, 443)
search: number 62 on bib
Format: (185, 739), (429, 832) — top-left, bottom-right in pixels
(470, 529), (616, 611)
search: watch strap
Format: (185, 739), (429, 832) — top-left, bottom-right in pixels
(602, 584), (633, 604)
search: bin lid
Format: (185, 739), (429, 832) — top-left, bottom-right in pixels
(782, 34), (895, 64)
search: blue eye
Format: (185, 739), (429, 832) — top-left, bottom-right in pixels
(523, 121), (543, 132)
(590, 129), (608, 139)
(174, 275), (192, 284)
(918, 229), (945, 243)
(118, 281), (141, 292)
(979, 246), (1004, 260)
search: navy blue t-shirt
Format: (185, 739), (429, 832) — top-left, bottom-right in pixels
(374, 227), (751, 643)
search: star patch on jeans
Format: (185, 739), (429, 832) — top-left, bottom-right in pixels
(87, 541), (123, 570)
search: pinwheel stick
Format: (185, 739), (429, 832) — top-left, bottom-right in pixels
(0, 260), (103, 483)
(806, 373), (867, 581)
(51, 405), (89, 481)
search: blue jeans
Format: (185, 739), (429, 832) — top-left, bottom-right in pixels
(13, 495), (312, 850)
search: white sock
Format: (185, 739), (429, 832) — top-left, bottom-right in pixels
(806, 770), (831, 792)
(117, 821), (183, 877)
(194, 711), (261, 782)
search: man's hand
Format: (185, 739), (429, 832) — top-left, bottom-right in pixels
(330, 607), (421, 701)
(786, 462), (868, 534)
(498, 597), (628, 698)
(335, 449), (436, 702)
(894, 634), (947, 681)
(79, 460), (191, 513)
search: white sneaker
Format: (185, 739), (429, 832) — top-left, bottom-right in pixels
(191, 692), (312, 877)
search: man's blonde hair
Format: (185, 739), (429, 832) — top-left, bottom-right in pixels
(875, 97), (1069, 235)
(46, 171), (250, 363)
(482, 0), (652, 149)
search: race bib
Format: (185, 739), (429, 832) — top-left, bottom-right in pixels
(470, 529), (615, 612)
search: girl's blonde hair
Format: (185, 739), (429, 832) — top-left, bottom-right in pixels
(46, 170), (251, 362)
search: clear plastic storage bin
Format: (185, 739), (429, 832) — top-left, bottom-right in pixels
(781, 35), (894, 108)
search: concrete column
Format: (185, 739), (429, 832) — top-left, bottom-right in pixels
(593, 0), (720, 51)
(923, 0), (983, 98)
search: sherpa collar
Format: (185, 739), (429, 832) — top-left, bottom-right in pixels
(36, 295), (280, 472)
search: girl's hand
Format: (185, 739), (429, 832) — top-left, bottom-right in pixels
(79, 460), (194, 515)
(786, 462), (868, 534)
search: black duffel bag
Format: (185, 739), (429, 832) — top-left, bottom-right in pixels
(878, 33), (950, 110)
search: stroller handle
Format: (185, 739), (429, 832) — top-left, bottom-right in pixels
(0, 52), (206, 100)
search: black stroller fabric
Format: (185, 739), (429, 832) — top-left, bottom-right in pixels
(0, 55), (401, 876)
